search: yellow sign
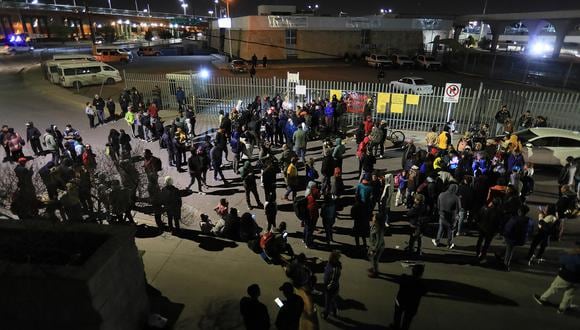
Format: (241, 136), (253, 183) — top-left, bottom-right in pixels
(376, 92), (390, 114)
(391, 93), (405, 113)
(329, 89), (342, 100)
(406, 94), (420, 105)
(391, 104), (404, 113)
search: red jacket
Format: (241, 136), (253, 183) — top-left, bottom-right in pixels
(307, 187), (320, 221)
(148, 105), (159, 118)
(364, 119), (373, 135)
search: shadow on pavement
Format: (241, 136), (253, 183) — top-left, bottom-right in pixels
(146, 284), (185, 330)
(378, 273), (518, 306)
(197, 298), (244, 330)
(324, 314), (389, 330)
(174, 228), (239, 251)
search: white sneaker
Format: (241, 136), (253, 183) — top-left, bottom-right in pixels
(528, 255), (535, 266)
(448, 243), (455, 250)
(431, 239), (438, 247)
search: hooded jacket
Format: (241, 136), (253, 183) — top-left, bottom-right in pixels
(332, 138), (345, 160)
(437, 184), (461, 221)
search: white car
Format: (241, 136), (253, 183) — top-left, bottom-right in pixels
(391, 54), (414, 68)
(389, 77), (433, 94)
(414, 55), (441, 70)
(365, 54), (392, 68)
(517, 128), (580, 166)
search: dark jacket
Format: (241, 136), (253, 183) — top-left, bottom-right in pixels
(26, 126), (41, 141)
(160, 185), (184, 211)
(558, 253), (580, 283)
(477, 205), (500, 235)
(188, 155), (203, 174)
(275, 293), (304, 330)
(239, 297), (270, 330)
(503, 215), (531, 246)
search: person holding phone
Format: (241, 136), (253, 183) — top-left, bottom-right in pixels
(275, 282), (304, 330)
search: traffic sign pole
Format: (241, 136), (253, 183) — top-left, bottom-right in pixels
(446, 103), (452, 122)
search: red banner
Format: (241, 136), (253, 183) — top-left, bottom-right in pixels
(346, 92), (368, 114)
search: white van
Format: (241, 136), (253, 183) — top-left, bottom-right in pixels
(52, 54), (97, 61)
(43, 55), (97, 83)
(58, 61), (123, 88)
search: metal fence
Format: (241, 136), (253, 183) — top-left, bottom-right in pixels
(124, 72), (580, 132)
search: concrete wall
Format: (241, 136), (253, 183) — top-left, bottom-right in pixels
(0, 221), (149, 330)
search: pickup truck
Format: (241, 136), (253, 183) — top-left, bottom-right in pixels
(365, 54), (392, 68)
(389, 77), (434, 94)
(414, 55), (441, 70)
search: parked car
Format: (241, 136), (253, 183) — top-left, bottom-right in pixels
(514, 128), (580, 166)
(230, 59), (248, 73)
(137, 47), (162, 56)
(365, 54), (393, 68)
(389, 77), (434, 94)
(94, 36), (105, 45)
(93, 47), (133, 63)
(391, 54), (414, 68)
(414, 55), (441, 70)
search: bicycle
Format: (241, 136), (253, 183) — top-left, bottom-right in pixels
(385, 126), (405, 146)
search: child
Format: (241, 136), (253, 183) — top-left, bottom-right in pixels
(305, 158), (319, 183)
(395, 171), (408, 207)
(214, 198), (229, 219)
(199, 213), (214, 234)
(264, 195), (278, 231)
(330, 167), (343, 200)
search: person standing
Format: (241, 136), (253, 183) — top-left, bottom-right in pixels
(159, 176), (186, 233)
(210, 144), (229, 185)
(85, 102), (95, 129)
(240, 160), (263, 210)
(124, 107), (136, 137)
(389, 264), (427, 330)
(283, 157), (299, 201)
(93, 94), (106, 126)
(175, 86), (186, 113)
(292, 125), (307, 165)
(527, 204), (560, 266)
(502, 205), (532, 271)
(304, 181), (320, 248)
(152, 85), (162, 110)
(250, 65), (257, 80)
(106, 97), (116, 122)
(251, 54), (258, 67)
(265, 195), (278, 231)
(494, 105), (511, 135)
(275, 282), (304, 330)
(320, 194), (336, 245)
(558, 156), (577, 197)
(406, 194), (429, 256)
(186, 150), (206, 195)
(432, 183), (460, 249)
(25, 122), (43, 156)
(323, 250), (342, 319)
(239, 284), (270, 330)
(475, 198), (501, 262)
(262, 56), (268, 68)
(119, 129), (132, 158)
(533, 243), (580, 314)
(368, 212), (385, 278)
(42, 128), (59, 164)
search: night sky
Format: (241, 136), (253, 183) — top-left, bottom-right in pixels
(71, 0), (580, 17)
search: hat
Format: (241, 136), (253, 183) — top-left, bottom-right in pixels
(17, 157), (27, 165)
(279, 282), (294, 293)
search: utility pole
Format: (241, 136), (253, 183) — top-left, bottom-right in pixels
(478, 0), (488, 42)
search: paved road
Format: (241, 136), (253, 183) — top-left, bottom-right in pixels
(0, 55), (578, 330)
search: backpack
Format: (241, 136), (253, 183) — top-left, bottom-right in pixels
(293, 196), (308, 221)
(259, 231), (274, 249)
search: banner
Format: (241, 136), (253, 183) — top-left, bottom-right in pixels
(329, 89), (342, 101)
(406, 94), (420, 105)
(376, 92), (390, 114)
(391, 93), (405, 114)
(346, 92), (368, 113)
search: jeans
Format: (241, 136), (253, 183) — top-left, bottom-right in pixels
(436, 216), (454, 245)
(475, 232), (494, 258)
(284, 185), (296, 200)
(294, 147), (306, 164)
(187, 172), (204, 192)
(244, 183), (262, 207)
(540, 275), (577, 311)
(30, 138), (43, 155)
(457, 208), (468, 234)
(369, 247), (384, 273)
(87, 114), (95, 128)
(324, 288), (339, 317)
(495, 122), (504, 135)
(408, 228), (422, 254)
(304, 218), (314, 247)
(504, 241), (516, 267)
(97, 110), (105, 125)
(528, 231), (550, 260)
(167, 209), (181, 230)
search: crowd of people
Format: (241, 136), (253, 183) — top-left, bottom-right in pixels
(1, 86), (579, 329)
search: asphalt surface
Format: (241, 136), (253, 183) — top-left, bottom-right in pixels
(0, 54), (579, 330)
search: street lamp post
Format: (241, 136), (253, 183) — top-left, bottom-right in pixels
(214, 0), (218, 18)
(134, 0), (139, 12)
(107, 0), (112, 9)
(181, 3), (188, 15)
